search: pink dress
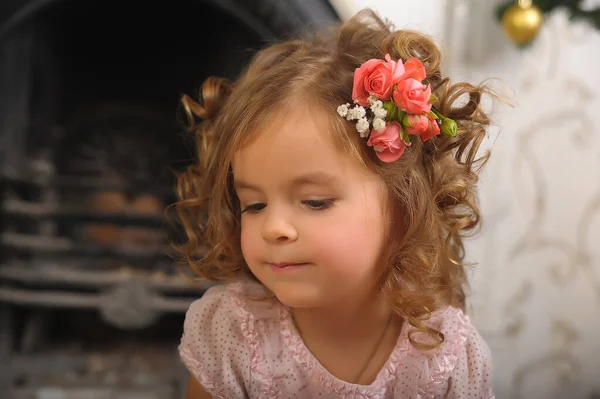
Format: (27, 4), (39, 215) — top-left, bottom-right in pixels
(178, 280), (495, 398)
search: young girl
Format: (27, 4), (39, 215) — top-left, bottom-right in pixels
(174, 8), (494, 399)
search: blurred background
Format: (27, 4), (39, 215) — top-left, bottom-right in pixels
(0, 0), (598, 398)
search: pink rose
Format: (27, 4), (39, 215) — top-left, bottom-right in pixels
(366, 122), (407, 162)
(404, 114), (440, 141)
(404, 114), (429, 135)
(401, 58), (427, 81)
(352, 54), (405, 106)
(393, 79), (432, 115)
(421, 116), (441, 142)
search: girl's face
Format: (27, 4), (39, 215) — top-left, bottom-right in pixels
(232, 107), (389, 309)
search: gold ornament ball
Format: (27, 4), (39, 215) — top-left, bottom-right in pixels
(501, 1), (544, 45)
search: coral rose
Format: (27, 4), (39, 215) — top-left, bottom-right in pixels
(352, 54), (405, 106)
(366, 121), (407, 162)
(393, 79), (432, 115)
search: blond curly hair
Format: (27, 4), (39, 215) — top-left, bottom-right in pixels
(173, 9), (492, 350)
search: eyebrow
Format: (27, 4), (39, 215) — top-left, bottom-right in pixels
(234, 172), (341, 191)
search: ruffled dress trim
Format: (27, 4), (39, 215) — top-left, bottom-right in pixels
(410, 309), (471, 398)
(179, 325), (229, 398)
(229, 282), (283, 397)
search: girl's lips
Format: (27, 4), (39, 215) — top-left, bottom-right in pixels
(269, 262), (308, 271)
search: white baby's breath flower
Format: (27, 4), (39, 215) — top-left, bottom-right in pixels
(373, 117), (386, 131)
(346, 106), (366, 121)
(367, 95), (379, 105)
(356, 118), (370, 138)
(370, 100), (383, 109)
(373, 107), (388, 119)
(337, 103), (350, 117)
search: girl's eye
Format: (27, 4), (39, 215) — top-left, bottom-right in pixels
(241, 203), (266, 214)
(302, 199), (335, 210)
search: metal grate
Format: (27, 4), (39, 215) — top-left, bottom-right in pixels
(0, 144), (208, 322)
(0, 106), (210, 398)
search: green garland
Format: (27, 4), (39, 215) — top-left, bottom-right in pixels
(496, 0), (600, 30)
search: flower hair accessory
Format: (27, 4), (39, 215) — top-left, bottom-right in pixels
(337, 54), (457, 162)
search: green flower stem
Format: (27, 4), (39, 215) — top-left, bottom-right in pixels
(431, 107), (457, 137)
(396, 110), (406, 124)
(431, 107), (445, 121)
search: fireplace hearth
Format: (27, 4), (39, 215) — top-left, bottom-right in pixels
(0, 1), (338, 397)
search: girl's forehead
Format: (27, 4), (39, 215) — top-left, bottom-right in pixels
(231, 108), (368, 187)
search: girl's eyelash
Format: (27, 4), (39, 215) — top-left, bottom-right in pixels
(240, 199), (336, 214)
(240, 203), (266, 214)
(302, 199), (335, 210)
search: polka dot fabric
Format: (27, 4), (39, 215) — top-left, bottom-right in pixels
(178, 280), (495, 398)
(179, 285), (251, 398)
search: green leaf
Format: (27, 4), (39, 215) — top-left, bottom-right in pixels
(402, 114), (411, 127)
(401, 128), (411, 144)
(383, 101), (397, 120)
(397, 110), (406, 124)
(428, 93), (439, 104)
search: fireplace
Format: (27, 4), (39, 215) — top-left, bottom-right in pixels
(0, 1), (338, 397)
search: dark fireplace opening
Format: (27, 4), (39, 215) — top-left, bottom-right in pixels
(0, 0), (339, 397)
(48, 0), (264, 119)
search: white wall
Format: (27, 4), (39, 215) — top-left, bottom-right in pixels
(330, 0), (446, 35)
(330, 1), (600, 398)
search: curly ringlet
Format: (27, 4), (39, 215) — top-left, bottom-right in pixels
(172, 8), (492, 351)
